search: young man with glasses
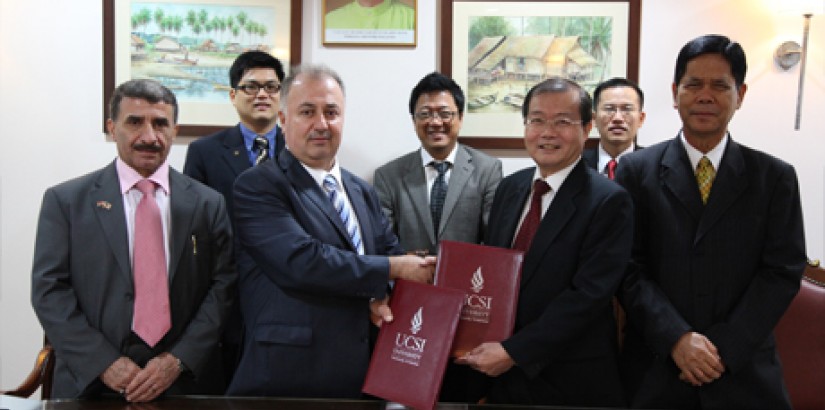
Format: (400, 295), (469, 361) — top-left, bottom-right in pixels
(373, 72), (502, 258)
(182, 50), (285, 391)
(583, 78), (646, 180)
(457, 77), (632, 407)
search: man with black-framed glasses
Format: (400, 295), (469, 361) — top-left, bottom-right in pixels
(584, 78), (646, 180)
(182, 50), (285, 391)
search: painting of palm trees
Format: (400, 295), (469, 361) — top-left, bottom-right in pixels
(466, 16), (612, 113)
(130, 2), (280, 103)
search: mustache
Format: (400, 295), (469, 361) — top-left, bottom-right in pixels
(308, 131), (331, 140)
(132, 142), (163, 152)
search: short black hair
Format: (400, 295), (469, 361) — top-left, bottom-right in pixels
(109, 79), (178, 123)
(522, 77), (592, 125)
(229, 51), (285, 88)
(593, 77), (644, 109)
(408, 72), (466, 117)
(674, 34), (747, 88)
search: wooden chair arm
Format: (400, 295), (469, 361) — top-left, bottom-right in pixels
(1, 344), (54, 398)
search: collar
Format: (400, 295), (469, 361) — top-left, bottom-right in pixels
(597, 142), (634, 172)
(240, 123), (279, 152)
(531, 158), (580, 194)
(116, 157), (170, 195)
(419, 145), (458, 168)
(301, 158), (344, 190)
(350, 0), (392, 16)
(680, 131), (728, 171)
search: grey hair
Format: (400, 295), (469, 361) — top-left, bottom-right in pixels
(279, 64), (346, 112)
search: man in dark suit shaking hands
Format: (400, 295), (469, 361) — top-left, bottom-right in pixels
(457, 77), (633, 407)
(616, 34), (806, 409)
(226, 65), (435, 398)
(31, 79), (235, 401)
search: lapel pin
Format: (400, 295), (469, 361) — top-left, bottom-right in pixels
(234, 150), (240, 156)
(96, 200), (112, 210)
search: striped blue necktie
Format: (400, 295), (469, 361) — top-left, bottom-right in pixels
(323, 175), (362, 253)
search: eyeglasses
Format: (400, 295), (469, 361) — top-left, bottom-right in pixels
(414, 111), (457, 123)
(524, 117), (583, 132)
(237, 82), (281, 96)
(598, 105), (638, 116)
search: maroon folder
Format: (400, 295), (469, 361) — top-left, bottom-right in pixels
(362, 279), (465, 410)
(434, 240), (524, 357)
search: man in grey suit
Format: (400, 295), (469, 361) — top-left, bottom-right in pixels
(31, 79), (235, 402)
(374, 72), (502, 256)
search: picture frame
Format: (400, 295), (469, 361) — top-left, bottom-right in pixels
(103, 0), (302, 136)
(441, 0), (641, 149)
(322, 0), (417, 47)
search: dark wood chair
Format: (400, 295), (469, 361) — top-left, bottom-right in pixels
(775, 259), (825, 410)
(1, 340), (54, 399)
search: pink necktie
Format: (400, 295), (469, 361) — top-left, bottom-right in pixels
(132, 179), (171, 347)
(512, 180), (551, 252)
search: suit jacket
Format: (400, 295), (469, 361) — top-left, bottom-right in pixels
(183, 124), (285, 218)
(373, 144), (502, 255)
(616, 136), (806, 409)
(227, 149), (402, 398)
(484, 160), (632, 407)
(31, 161), (235, 399)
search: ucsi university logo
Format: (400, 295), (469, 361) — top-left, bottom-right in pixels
(463, 267), (493, 323)
(391, 307), (427, 366)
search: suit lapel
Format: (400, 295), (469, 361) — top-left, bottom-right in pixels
(92, 162), (131, 284)
(168, 170), (197, 281)
(520, 162), (583, 286)
(495, 170), (532, 250)
(695, 139), (748, 244)
(279, 150), (353, 250)
(222, 125), (253, 176)
(661, 138), (702, 222)
(402, 152), (435, 243)
(439, 146), (474, 237)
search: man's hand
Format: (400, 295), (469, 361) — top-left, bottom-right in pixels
(671, 332), (725, 386)
(455, 342), (514, 377)
(370, 296), (393, 327)
(124, 353), (181, 402)
(388, 255), (436, 284)
(100, 356), (141, 395)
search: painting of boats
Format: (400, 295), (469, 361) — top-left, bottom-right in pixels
(501, 93), (524, 108)
(468, 92), (497, 110)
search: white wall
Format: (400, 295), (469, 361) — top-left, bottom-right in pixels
(1, 0), (823, 391)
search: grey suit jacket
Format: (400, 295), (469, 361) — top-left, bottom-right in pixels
(31, 161), (236, 398)
(373, 144), (502, 255)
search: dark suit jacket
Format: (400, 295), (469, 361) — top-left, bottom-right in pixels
(616, 136), (806, 409)
(183, 124), (285, 218)
(31, 162), (235, 399)
(373, 144), (502, 255)
(485, 160), (632, 407)
(227, 149), (402, 398)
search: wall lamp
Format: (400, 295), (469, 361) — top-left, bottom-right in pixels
(773, 1), (822, 130)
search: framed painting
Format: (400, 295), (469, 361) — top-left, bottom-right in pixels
(322, 0), (417, 46)
(103, 0), (302, 136)
(441, 0), (641, 149)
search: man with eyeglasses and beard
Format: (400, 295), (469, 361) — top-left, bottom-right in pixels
(457, 77), (632, 408)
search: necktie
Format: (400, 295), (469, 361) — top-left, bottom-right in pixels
(430, 162), (450, 235)
(132, 180), (171, 347)
(696, 156), (716, 204)
(512, 179), (551, 252)
(323, 175), (362, 253)
(253, 136), (269, 165)
(606, 158), (617, 180)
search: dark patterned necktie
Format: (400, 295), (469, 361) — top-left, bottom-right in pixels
(253, 136), (269, 165)
(696, 156), (715, 204)
(430, 161), (450, 235)
(512, 179), (551, 252)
